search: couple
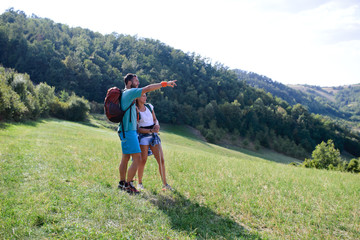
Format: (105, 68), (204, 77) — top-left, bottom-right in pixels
(117, 73), (177, 194)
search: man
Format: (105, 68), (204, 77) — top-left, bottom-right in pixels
(118, 73), (177, 194)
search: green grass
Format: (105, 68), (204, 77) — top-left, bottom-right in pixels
(0, 119), (359, 239)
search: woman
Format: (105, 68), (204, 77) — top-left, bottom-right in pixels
(136, 93), (172, 191)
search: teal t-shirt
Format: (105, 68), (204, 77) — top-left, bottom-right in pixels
(118, 88), (143, 132)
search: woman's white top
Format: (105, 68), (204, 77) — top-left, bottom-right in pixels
(138, 104), (154, 127)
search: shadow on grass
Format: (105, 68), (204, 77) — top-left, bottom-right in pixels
(78, 120), (101, 128)
(0, 119), (43, 129)
(142, 191), (261, 239)
(0, 122), (9, 129)
(162, 124), (301, 165)
(81, 114), (119, 131)
(49, 116), (111, 130)
(221, 144), (303, 164)
(161, 124), (215, 149)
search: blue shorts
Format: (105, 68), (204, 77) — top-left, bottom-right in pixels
(118, 130), (141, 154)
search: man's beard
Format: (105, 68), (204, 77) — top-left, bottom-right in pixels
(131, 82), (137, 88)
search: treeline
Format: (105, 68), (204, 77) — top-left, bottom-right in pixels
(1, 9), (360, 158)
(0, 66), (89, 122)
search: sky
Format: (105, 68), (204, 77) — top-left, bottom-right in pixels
(1, 0), (360, 87)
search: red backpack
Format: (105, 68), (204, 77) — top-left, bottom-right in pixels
(104, 87), (134, 137)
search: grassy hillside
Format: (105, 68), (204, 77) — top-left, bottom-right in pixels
(287, 84), (336, 102)
(288, 84), (360, 103)
(1, 119), (359, 239)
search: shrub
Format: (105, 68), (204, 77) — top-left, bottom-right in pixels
(0, 74), (13, 120)
(289, 162), (300, 167)
(59, 90), (70, 102)
(10, 73), (40, 119)
(0, 72), (28, 121)
(347, 158), (360, 173)
(89, 101), (104, 114)
(36, 83), (56, 117)
(64, 95), (90, 121)
(49, 98), (68, 119)
(0, 67), (90, 122)
(205, 129), (216, 143)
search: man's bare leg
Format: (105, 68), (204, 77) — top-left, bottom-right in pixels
(119, 154), (131, 181)
(127, 152), (141, 182)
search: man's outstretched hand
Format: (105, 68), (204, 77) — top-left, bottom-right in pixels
(167, 80), (177, 87)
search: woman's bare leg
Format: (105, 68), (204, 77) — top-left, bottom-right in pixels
(138, 145), (149, 184)
(150, 144), (167, 186)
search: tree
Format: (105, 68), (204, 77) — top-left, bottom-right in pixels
(302, 139), (342, 169)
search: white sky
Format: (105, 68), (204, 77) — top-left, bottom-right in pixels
(1, 0), (360, 86)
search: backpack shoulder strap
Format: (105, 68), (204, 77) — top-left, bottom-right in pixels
(119, 89), (135, 138)
(145, 103), (153, 113)
(119, 89), (134, 111)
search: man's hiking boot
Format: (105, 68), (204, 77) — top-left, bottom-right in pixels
(118, 180), (126, 191)
(125, 181), (140, 195)
(162, 184), (173, 191)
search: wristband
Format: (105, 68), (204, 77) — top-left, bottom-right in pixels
(161, 81), (167, 87)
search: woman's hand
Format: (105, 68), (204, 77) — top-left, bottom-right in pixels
(152, 125), (160, 133)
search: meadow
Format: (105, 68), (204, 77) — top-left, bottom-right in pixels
(0, 118), (359, 239)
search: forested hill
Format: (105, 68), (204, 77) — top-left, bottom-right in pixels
(234, 69), (356, 120)
(1, 9), (360, 158)
(288, 84), (360, 122)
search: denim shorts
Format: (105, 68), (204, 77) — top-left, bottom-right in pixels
(118, 130), (141, 154)
(138, 133), (161, 146)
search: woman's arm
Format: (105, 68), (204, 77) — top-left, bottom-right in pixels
(137, 127), (153, 134)
(152, 110), (160, 133)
